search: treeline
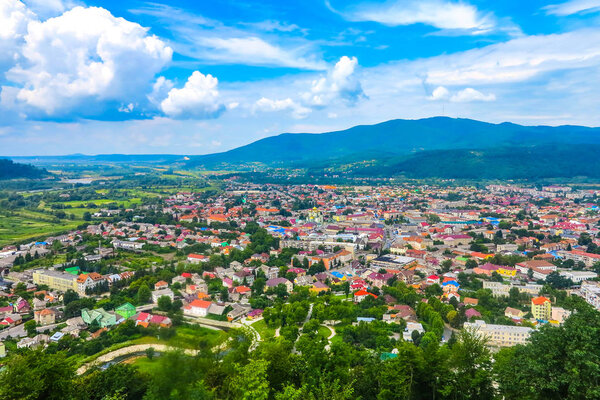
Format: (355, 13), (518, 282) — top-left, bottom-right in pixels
(1, 299), (600, 399)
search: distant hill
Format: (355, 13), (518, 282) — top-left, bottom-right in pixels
(0, 159), (49, 180)
(11, 154), (186, 166)
(186, 117), (600, 168)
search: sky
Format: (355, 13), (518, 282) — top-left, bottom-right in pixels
(2, 0), (600, 155)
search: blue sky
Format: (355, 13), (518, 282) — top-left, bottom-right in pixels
(2, 0), (600, 155)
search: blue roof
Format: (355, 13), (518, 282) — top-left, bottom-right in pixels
(442, 280), (459, 286)
(331, 271), (344, 278)
(357, 317), (375, 322)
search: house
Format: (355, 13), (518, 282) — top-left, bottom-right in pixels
(465, 308), (482, 320)
(115, 302), (136, 319)
(504, 307), (525, 320)
(310, 282), (330, 294)
(229, 285), (252, 301)
(233, 270), (254, 285)
(0, 314), (22, 326)
(265, 277), (293, 293)
(154, 280), (169, 290)
(187, 253), (209, 263)
(183, 299), (212, 317)
(227, 304), (250, 321)
(34, 308), (56, 326)
(81, 308), (117, 328)
(17, 334), (49, 349)
(463, 297), (479, 306)
(531, 296), (552, 321)
(403, 322), (425, 341)
(354, 289), (377, 303)
(13, 298), (30, 314)
(152, 288), (174, 304)
(76, 272), (106, 294)
(136, 312), (172, 328)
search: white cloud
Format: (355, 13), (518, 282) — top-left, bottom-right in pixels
(303, 56), (365, 106)
(197, 36), (326, 70)
(160, 71), (225, 119)
(418, 29), (600, 86)
(544, 0), (600, 16)
(130, 3), (325, 70)
(254, 97), (310, 119)
(328, 0), (494, 33)
(0, 0), (34, 73)
(450, 88), (495, 102)
(428, 86), (450, 100)
(7, 6), (172, 117)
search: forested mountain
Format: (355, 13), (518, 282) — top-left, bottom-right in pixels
(186, 117), (600, 169)
(0, 159), (49, 180)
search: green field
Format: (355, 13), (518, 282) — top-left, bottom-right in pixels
(0, 210), (83, 247)
(251, 319), (276, 340)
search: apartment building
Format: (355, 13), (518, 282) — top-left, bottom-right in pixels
(464, 320), (533, 347)
(32, 270), (77, 293)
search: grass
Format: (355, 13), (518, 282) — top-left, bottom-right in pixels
(130, 356), (164, 375)
(318, 325), (332, 339)
(251, 319), (276, 340)
(0, 210), (83, 247)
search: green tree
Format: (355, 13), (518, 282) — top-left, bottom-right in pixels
(137, 283), (151, 305)
(233, 359), (270, 400)
(0, 349), (75, 400)
(157, 296), (172, 312)
(24, 320), (37, 336)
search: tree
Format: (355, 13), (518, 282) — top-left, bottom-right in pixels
(24, 320), (37, 336)
(450, 329), (495, 399)
(157, 296), (172, 312)
(146, 347), (155, 360)
(0, 349), (75, 400)
(83, 211), (92, 221)
(63, 289), (79, 305)
(232, 359), (270, 400)
(137, 283), (151, 305)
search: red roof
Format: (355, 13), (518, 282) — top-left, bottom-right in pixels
(188, 299), (212, 309)
(354, 289), (377, 299)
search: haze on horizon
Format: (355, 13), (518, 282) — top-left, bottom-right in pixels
(2, 0), (600, 156)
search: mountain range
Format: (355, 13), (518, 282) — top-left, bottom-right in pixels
(186, 117), (600, 168)
(8, 117), (600, 180)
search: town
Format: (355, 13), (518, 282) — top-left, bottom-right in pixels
(1, 179), (600, 398)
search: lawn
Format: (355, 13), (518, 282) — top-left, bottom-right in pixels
(318, 325), (332, 339)
(251, 319), (276, 340)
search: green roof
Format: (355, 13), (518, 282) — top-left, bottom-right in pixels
(380, 352), (398, 361)
(116, 302), (135, 311)
(65, 267), (81, 275)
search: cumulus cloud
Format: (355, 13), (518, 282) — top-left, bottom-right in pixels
(0, 0), (34, 73)
(450, 88), (496, 102)
(428, 86), (450, 100)
(303, 56), (365, 106)
(327, 0), (494, 33)
(254, 97), (310, 119)
(544, 0), (600, 16)
(160, 71), (225, 119)
(6, 6), (172, 117)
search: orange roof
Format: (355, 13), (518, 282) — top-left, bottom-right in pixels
(532, 296), (550, 305)
(188, 299), (212, 309)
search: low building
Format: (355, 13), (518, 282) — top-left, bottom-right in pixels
(115, 303), (136, 319)
(559, 270), (598, 283)
(32, 269), (77, 293)
(34, 308), (56, 326)
(152, 288), (174, 304)
(81, 308), (117, 328)
(465, 320), (533, 347)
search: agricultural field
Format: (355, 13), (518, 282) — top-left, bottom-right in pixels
(0, 209), (83, 247)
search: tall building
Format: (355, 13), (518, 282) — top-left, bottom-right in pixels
(531, 296), (552, 321)
(307, 207), (324, 225)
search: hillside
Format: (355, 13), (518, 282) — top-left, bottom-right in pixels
(186, 117), (600, 168)
(0, 159), (49, 180)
